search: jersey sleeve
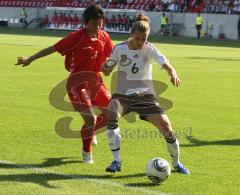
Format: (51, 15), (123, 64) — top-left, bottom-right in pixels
(104, 32), (114, 57)
(103, 45), (119, 72)
(148, 43), (169, 68)
(53, 31), (80, 56)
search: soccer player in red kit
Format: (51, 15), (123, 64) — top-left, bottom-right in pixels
(15, 5), (114, 164)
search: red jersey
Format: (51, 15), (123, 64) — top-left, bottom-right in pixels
(53, 28), (113, 73)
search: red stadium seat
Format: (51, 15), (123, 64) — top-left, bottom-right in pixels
(140, 4), (146, 10)
(132, 4), (138, 9)
(0, 0), (169, 9)
(135, 0), (140, 5)
(142, 0), (148, 5)
(82, 3), (88, 7)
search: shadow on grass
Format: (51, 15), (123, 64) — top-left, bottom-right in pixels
(114, 173), (146, 179)
(0, 160), (149, 188)
(0, 173), (71, 188)
(125, 182), (160, 187)
(1, 27), (240, 48)
(0, 172), (116, 188)
(181, 136), (240, 147)
(0, 157), (82, 169)
(0, 158), (149, 188)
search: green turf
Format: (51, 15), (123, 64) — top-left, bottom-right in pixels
(0, 28), (240, 195)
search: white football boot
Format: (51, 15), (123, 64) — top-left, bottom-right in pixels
(82, 151), (94, 164)
(92, 135), (97, 146)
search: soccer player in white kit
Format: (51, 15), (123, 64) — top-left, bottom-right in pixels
(102, 13), (190, 174)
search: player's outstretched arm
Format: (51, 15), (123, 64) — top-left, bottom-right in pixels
(15, 46), (56, 67)
(162, 63), (182, 87)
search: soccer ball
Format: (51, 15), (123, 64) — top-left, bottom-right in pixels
(146, 157), (171, 184)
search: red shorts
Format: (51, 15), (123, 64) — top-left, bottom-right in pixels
(67, 82), (110, 113)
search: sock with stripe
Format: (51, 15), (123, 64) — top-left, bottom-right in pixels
(107, 127), (121, 162)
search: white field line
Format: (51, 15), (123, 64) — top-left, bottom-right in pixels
(0, 160), (168, 195)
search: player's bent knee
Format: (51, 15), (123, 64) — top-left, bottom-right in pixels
(165, 133), (176, 143)
(108, 99), (123, 116)
(107, 120), (119, 130)
(84, 116), (97, 128)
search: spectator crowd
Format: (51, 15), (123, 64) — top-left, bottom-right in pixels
(1, 0), (240, 14)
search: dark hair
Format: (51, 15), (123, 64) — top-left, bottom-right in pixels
(83, 4), (105, 24)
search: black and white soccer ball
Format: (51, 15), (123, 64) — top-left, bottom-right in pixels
(146, 157), (171, 184)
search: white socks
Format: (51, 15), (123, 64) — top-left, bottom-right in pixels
(107, 127), (121, 162)
(167, 138), (180, 167)
(107, 127), (180, 166)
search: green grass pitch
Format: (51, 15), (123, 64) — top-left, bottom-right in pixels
(0, 28), (240, 194)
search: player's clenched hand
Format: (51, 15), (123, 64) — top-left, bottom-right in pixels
(102, 66), (111, 76)
(15, 57), (31, 67)
(171, 74), (182, 87)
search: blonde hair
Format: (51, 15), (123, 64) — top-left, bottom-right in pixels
(132, 13), (150, 33)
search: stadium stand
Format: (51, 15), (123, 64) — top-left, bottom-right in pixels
(0, 0), (57, 8)
(0, 0), (239, 15)
(0, 0), (183, 12)
(44, 9), (133, 33)
(0, 0), (200, 12)
(203, 0), (240, 14)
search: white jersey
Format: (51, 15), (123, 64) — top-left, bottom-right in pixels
(105, 41), (169, 95)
